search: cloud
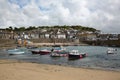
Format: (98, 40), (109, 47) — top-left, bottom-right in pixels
(0, 0), (120, 33)
(8, 0), (30, 8)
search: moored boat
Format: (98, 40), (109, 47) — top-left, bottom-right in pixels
(50, 46), (68, 57)
(7, 48), (25, 55)
(31, 49), (51, 55)
(68, 50), (87, 60)
(8, 51), (25, 55)
(107, 48), (117, 54)
(51, 46), (66, 52)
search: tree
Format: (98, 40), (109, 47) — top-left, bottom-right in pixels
(19, 27), (26, 31)
(26, 26), (37, 31)
(14, 27), (18, 31)
(6, 26), (13, 31)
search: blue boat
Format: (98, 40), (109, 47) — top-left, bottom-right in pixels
(7, 48), (25, 55)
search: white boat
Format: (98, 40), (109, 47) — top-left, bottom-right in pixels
(51, 46), (66, 52)
(68, 50), (87, 60)
(107, 48), (117, 54)
(8, 51), (25, 55)
(7, 48), (25, 55)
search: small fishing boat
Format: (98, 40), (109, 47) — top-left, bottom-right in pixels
(7, 48), (25, 55)
(50, 46), (68, 57)
(51, 46), (66, 52)
(31, 49), (51, 55)
(107, 48), (117, 54)
(68, 50), (87, 60)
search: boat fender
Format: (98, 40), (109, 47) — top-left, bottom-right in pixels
(80, 54), (83, 58)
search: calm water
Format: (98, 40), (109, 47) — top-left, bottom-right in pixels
(0, 46), (120, 71)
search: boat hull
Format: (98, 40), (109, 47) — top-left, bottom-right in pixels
(31, 51), (40, 54)
(39, 51), (51, 55)
(8, 51), (25, 55)
(31, 50), (51, 55)
(68, 54), (87, 60)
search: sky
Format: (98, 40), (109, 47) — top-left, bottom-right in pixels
(0, 0), (120, 33)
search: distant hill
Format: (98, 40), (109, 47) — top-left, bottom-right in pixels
(3, 25), (98, 32)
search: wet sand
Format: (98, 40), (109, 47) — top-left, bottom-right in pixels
(0, 60), (120, 80)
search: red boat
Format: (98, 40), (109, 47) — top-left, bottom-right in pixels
(31, 49), (51, 55)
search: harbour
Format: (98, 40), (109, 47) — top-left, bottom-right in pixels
(0, 46), (120, 71)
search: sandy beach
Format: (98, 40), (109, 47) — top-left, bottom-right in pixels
(0, 60), (120, 80)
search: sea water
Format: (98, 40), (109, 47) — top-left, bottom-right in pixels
(0, 46), (120, 71)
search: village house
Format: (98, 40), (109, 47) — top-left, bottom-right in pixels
(0, 29), (15, 39)
(86, 33), (97, 41)
(118, 34), (120, 40)
(66, 30), (77, 39)
(97, 34), (109, 41)
(77, 31), (97, 41)
(1, 27), (120, 44)
(97, 34), (120, 41)
(108, 34), (118, 40)
(56, 29), (66, 39)
(27, 30), (39, 39)
(44, 33), (50, 38)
